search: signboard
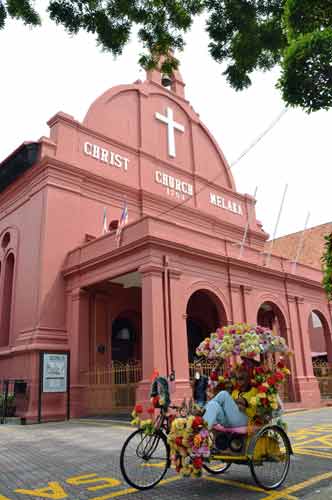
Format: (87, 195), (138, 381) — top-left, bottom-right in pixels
(42, 353), (68, 393)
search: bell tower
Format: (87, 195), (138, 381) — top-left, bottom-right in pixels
(146, 57), (186, 98)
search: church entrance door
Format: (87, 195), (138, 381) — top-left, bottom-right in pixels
(186, 289), (227, 378)
(83, 279), (142, 417)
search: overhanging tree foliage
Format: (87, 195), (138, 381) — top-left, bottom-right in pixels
(322, 233), (332, 302)
(1, 0), (332, 112)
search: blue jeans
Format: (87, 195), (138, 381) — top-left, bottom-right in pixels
(203, 391), (248, 429)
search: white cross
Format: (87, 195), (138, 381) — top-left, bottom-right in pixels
(155, 107), (185, 158)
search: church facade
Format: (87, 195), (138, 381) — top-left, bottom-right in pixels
(0, 66), (331, 421)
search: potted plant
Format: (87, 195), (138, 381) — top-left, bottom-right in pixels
(0, 393), (16, 417)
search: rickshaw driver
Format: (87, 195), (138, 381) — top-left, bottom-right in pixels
(203, 368), (257, 430)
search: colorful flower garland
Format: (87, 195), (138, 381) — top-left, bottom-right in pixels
(167, 415), (211, 477)
(131, 403), (155, 434)
(248, 360), (290, 424)
(196, 324), (290, 360)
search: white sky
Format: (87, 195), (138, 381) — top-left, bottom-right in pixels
(1, 3), (331, 239)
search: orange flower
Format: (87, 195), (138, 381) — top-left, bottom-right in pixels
(194, 434), (202, 448)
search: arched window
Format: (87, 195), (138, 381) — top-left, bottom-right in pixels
(0, 253), (15, 347)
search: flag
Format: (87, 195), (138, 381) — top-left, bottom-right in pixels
(102, 207), (108, 235)
(115, 201), (128, 247)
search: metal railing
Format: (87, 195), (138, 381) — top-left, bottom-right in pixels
(82, 361), (142, 414)
(84, 361), (142, 385)
(189, 361), (217, 380)
(312, 360), (332, 399)
(0, 379), (28, 424)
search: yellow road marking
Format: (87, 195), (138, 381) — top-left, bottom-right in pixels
(293, 448), (332, 459)
(260, 471), (332, 500)
(317, 436), (332, 447)
(89, 476), (182, 500)
(66, 473), (121, 490)
(289, 434), (332, 448)
(203, 476), (297, 498)
(140, 462), (166, 467)
(15, 482), (67, 499)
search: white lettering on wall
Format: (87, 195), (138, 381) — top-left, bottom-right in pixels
(155, 170), (193, 200)
(209, 192), (243, 216)
(83, 142), (130, 171)
(84, 142), (92, 155)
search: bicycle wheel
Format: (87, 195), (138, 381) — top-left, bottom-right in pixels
(249, 425), (291, 490)
(120, 429), (170, 490)
(203, 456), (231, 475)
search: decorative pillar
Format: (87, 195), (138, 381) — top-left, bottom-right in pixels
(229, 283), (243, 324)
(67, 288), (90, 417)
(242, 286), (256, 324)
(167, 265), (192, 403)
(287, 294), (320, 407)
(136, 264), (168, 405)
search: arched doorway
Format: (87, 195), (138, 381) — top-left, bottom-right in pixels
(257, 301), (292, 401)
(309, 310), (332, 399)
(186, 289), (227, 362)
(257, 302), (286, 337)
(111, 311), (141, 363)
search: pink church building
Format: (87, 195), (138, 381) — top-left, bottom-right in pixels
(0, 65), (331, 421)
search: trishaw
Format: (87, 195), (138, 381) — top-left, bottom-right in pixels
(120, 323), (293, 491)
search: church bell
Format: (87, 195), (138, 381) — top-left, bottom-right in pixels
(161, 74), (172, 87)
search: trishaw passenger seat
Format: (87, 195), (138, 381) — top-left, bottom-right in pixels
(213, 424), (250, 434)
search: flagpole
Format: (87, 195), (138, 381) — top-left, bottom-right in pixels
(102, 207), (107, 235)
(292, 212), (310, 274)
(239, 186), (258, 259)
(265, 184), (288, 267)
(115, 199), (128, 248)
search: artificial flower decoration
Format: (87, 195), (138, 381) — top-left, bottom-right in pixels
(196, 323), (291, 360)
(168, 415), (212, 477)
(198, 323), (292, 424)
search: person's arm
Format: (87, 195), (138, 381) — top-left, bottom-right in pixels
(235, 396), (248, 413)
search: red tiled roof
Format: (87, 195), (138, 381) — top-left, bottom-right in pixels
(266, 222), (332, 269)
